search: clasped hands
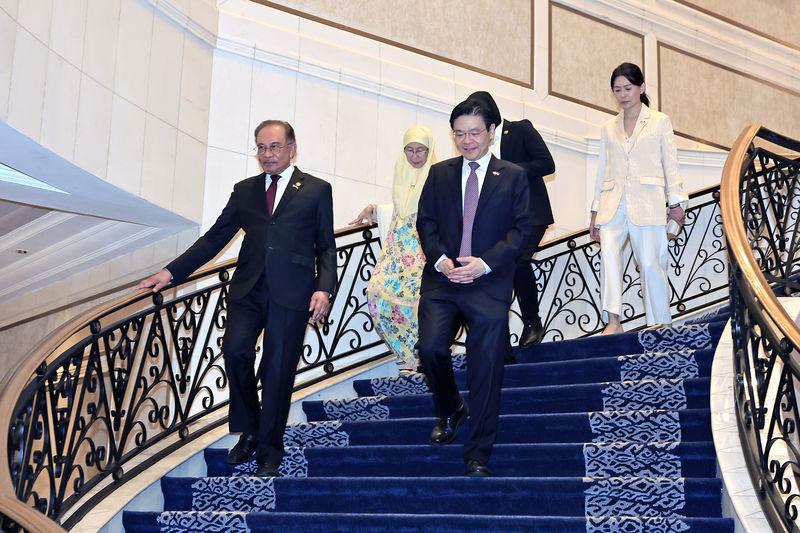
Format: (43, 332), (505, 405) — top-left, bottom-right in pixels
(439, 256), (486, 283)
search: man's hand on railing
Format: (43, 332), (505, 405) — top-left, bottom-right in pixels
(136, 269), (173, 293)
(589, 211), (600, 243)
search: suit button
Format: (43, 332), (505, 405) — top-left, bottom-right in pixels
(270, 221), (276, 225)
(267, 246), (274, 250)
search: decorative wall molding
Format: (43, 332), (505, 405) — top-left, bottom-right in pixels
(673, 0), (799, 53)
(554, 0), (800, 93)
(147, 0), (218, 48)
(251, 0), (534, 89)
(213, 33), (593, 155)
(548, 2), (645, 115)
(141, 0), (761, 163)
(658, 42), (800, 149)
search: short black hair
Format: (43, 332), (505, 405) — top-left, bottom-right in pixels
(449, 99), (492, 130)
(253, 120), (296, 144)
(467, 91), (501, 127)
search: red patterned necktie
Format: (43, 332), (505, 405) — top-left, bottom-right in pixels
(266, 174), (280, 216)
(459, 161), (480, 257)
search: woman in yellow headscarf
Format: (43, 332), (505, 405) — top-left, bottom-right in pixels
(350, 125), (438, 370)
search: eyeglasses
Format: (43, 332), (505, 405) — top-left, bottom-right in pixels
(404, 147), (429, 156)
(452, 129), (486, 141)
(254, 142), (294, 155)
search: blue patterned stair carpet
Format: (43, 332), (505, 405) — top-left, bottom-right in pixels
(123, 318), (733, 532)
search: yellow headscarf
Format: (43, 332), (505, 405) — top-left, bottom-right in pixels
(392, 124), (438, 219)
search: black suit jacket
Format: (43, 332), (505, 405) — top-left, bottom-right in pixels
(416, 155), (531, 303)
(500, 119), (555, 226)
(166, 168), (337, 311)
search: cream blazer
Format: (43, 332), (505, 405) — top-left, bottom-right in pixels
(591, 106), (687, 226)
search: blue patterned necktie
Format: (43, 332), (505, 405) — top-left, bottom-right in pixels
(459, 161), (480, 257)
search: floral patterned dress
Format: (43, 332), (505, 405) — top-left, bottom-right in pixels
(367, 212), (426, 370)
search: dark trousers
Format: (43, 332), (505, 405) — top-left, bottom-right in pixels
(222, 274), (309, 465)
(513, 224), (548, 322)
(417, 285), (509, 464)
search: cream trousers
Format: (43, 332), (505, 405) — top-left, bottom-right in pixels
(598, 198), (672, 326)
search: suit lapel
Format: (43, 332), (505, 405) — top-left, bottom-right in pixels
(253, 173), (268, 219)
(271, 167), (304, 219)
(476, 155), (502, 214)
(448, 158), (464, 227)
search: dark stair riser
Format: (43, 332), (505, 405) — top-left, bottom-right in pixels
(353, 351), (714, 396)
(162, 476), (726, 517)
(307, 378), (712, 421)
(335, 410), (713, 446)
(123, 511), (735, 533)
(519, 320), (726, 361)
(205, 441), (718, 478)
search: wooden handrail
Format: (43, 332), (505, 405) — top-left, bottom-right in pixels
(719, 125), (800, 354)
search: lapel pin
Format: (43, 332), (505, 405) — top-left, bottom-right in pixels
(292, 181), (302, 190)
(503, 130), (509, 134)
(492, 170), (500, 176)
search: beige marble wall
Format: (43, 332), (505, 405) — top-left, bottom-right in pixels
(676, 0), (799, 49)
(0, 0), (217, 223)
(253, 0), (532, 85)
(549, 3), (643, 113)
(659, 45), (800, 148)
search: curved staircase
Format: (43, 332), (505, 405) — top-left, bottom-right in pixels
(122, 311), (733, 532)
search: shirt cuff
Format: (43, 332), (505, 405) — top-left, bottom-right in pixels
(590, 199), (600, 212)
(434, 254), (448, 272)
(480, 259), (491, 274)
(668, 194), (688, 208)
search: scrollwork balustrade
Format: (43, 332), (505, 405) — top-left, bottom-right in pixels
(3, 180), (730, 531)
(723, 125), (800, 532)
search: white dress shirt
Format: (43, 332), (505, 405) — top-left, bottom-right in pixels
(489, 122), (503, 159)
(264, 166), (295, 208)
(435, 150), (494, 274)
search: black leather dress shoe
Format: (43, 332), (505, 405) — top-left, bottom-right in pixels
(429, 400), (468, 445)
(226, 433), (258, 465)
(254, 460), (281, 477)
(518, 319), (544, 347)
(465, 459), (492, 477)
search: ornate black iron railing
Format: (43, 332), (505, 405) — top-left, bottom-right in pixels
(722, 125), (800, 532)
(527, 183), (727, 342)
(1, 225), (384, 531)
(1, 180), (731, 531)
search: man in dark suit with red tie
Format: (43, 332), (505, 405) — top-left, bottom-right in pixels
(468, 91), (555, 347)
(137, 120), (336, 477)
(416, 100), (531, 476)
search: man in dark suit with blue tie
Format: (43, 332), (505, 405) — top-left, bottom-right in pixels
(137, 120), (336, 478)
(416, 100), (531, 477)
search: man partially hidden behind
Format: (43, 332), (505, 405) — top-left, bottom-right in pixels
(137, 120), (336, 477)
(416, 101), (531, 476)
(468, 91), (556, 348)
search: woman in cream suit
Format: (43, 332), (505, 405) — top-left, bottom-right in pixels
(589, 63), (687, 334)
